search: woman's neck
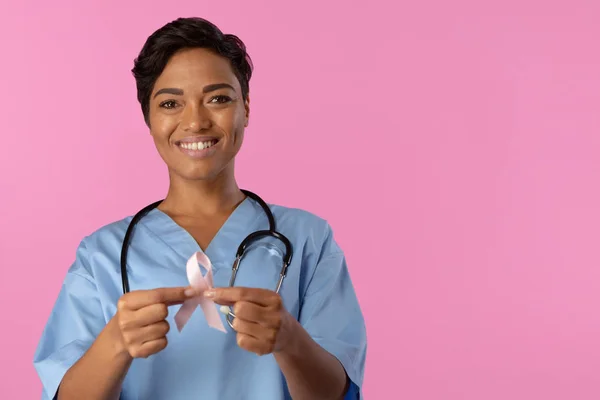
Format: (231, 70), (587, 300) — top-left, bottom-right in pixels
(158, 170), (245, 218)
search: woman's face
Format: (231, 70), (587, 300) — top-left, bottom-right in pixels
(148, 47), (249, 181)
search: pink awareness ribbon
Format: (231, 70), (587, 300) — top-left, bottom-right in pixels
(174, 252), (227, 333)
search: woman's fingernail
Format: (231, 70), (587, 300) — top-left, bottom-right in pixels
(204, 290), (216, 298)
(184, 288), (195, 296)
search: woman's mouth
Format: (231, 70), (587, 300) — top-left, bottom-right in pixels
(178, 139), (219, 151)
(176, 138), (220, 159)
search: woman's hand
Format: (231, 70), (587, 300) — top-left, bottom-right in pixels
(115, 287), (191, 359)
(205, 288), (295, 355)
(194, 287), (350, 400)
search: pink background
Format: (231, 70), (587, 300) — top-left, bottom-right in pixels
(1, 0), (599, 398)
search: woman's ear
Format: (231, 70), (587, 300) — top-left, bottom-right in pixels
(244, 95), (250, 127)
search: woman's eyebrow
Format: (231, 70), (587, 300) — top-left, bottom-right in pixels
(154, 88), (183, 98)
(153, 83), (235, 98)
(203, 83), (235, 93)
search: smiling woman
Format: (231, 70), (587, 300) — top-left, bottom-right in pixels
(146, 48), (249, 183)
(32, 17), (366, 400)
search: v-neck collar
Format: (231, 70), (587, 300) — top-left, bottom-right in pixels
(139, 196), (265, 268)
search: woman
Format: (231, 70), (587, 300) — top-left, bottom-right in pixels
(33, 17), (366, 400)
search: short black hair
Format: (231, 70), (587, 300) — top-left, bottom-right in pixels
(131, 17), (253, 125)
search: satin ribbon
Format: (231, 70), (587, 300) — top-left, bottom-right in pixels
(174, 252), (227, 333)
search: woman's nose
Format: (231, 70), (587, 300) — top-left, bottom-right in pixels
(182, 104), (212, 132)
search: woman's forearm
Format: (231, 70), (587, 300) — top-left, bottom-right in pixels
(58, 316), (133, 400)
(274, 317), (348, 400)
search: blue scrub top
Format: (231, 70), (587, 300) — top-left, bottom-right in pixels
(33, 198), (367, 399)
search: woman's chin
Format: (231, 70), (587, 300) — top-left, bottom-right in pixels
(165, 152), (235, 182)
(171, 164), (224, 182)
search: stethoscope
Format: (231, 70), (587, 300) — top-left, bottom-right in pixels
(120, 189), (293, 329)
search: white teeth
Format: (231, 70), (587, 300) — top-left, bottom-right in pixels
(180, 140), (217, 151)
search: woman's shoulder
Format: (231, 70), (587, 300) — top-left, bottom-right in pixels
(77, 214), (134, 252)
(269, 203), (330, 230)
(62, 214), (135, 279)
(267, 203), (342, 255)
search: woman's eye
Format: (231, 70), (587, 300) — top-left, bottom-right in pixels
(159, 100), (178, 109)
(210, 95), (232, 104)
